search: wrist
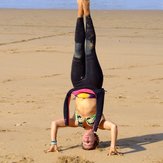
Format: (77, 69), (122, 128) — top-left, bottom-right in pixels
(110, 145), (116, 149)
(51, 140), (57, 145)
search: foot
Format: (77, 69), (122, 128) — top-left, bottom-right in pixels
(77, 0), (84, 17)
(82, 0), (90, 16)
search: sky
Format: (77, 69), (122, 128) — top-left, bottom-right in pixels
(0, 0), (163, 10)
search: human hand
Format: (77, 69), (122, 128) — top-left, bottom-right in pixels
(45, 144), (59, 153)
(107, 147), (123, 156)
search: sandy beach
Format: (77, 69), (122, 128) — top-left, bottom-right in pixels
(0, 9), (163, 163)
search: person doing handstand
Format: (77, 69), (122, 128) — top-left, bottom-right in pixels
(47, 0), (121, 156)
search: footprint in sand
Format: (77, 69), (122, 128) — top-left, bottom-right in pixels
(149, 124), (160, 128)
(0, 154), (34, 163)
(150, 95), (160, 100)
(119, 124), (130, 127)
(115, 95), (127, 99)
(14, 122), (27, 127)
(0, 129), (13, 133)
(154, 159), (163, 163)
(2, 79), (14, 83)
(150, 78), (163, 82)
(57, 155), (94, 163)
(41, 74), (61, 78)
(104, 75), (119, 79)
(144, 124), (161, 128)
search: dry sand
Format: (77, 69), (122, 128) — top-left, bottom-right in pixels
(0, 9), (163, 163)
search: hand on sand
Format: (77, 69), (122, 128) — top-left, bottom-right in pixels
(45, 144), (59, 153)
(107, 147), (123, 156)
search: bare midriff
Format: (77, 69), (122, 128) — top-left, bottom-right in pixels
(75, 97), (96, 117)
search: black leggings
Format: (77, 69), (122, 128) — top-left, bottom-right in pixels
(71, 16), (103, 89)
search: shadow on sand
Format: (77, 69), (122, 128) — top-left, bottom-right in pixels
(59, 144), (81, 152)
(98, 133), (163, 154)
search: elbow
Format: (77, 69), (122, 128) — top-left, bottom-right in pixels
(51, 120), (58, 128)
(112, 123), (118, 131)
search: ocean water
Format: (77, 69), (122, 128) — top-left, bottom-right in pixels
(0, 0), (163, 10)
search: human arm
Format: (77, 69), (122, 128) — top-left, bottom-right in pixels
(46, 117), (77, 152)
(99, 118), (122, 156)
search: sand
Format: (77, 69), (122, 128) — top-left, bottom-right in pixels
(0, 9), (163, 163)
